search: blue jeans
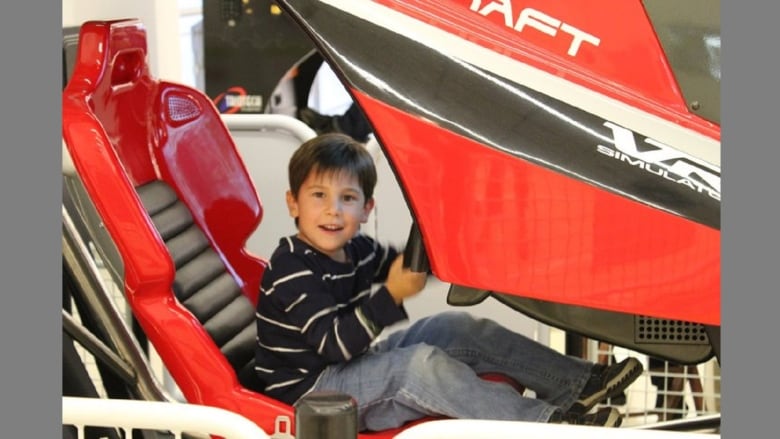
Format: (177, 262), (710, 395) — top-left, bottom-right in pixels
(307, 311), (593, 431)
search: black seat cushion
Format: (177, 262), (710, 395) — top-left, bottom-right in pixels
(136, 180), (262, 391)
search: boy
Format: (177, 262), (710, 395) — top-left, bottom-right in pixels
(255, 133), (643, 431)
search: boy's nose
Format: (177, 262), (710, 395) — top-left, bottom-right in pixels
(326, 199), (342, 215)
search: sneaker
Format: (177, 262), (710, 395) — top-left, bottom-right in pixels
(569, 357), (643, 414)
(572, 407), (623, 427)
(549, 407), (622, 428)
(606, 391), (627, 406)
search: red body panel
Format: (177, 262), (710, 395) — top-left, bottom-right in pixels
(356, 92), (719, 325)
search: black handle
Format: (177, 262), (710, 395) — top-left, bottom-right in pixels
(403, 222), (430, 273)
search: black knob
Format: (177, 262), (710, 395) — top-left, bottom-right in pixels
(294, 391), (358, 439)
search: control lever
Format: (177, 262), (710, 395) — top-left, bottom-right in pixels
(402, 222), (430, 273)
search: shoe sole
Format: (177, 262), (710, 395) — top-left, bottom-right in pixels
(566, 408), (623, 427)
(602, 408), (623, 428)
(577, 358), (643, 413)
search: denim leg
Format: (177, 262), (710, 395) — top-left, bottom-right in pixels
(310, 311), (592, 431)
(373, 311), (593, 409)
(312, 343), (561, 431)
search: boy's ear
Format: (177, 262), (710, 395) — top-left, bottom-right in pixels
(286, 190), (299, 218)
(361, 197), (375, 223)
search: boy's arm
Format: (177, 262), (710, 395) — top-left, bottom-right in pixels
(382, 254), (428, 305)
(268, 257), (406, 363)
(366, 237), (428, 305)
(367, 238), (400, 283)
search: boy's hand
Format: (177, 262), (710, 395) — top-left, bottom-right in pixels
(385, 254), (427, 304)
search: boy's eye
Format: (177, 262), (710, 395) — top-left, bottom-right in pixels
(312, 191), (325, 198)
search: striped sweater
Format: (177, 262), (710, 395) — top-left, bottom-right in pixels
(254, 234), (408, 404)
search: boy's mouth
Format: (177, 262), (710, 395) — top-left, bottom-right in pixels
(319, 224), (344, 232)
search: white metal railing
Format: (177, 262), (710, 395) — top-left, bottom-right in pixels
(393, 419), (720, 439)
(220, 113), (382, 160)
(62, 396), (270, 439)
(221, 113), (316, 141)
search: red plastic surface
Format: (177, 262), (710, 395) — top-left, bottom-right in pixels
(62, 18), (294, 435)
(357, 91), (719, 326)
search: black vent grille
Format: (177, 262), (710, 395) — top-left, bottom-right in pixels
(635, 316), (710, 345)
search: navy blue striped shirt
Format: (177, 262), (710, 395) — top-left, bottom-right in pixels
(255, 234), (407, 404)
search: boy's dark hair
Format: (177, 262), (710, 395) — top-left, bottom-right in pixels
(288, 133), (377, 201)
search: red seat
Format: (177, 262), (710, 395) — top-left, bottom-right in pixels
(62, 18), (302, 436)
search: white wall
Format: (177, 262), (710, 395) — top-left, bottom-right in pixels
(62, 0), (183, 82)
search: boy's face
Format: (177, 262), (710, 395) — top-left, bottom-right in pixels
(286, 169), (374, 262)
